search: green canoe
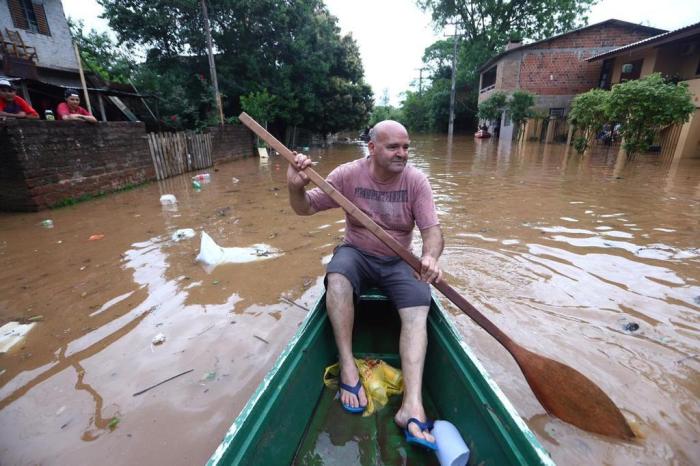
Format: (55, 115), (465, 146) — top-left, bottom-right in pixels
(207, 291), (554, 465)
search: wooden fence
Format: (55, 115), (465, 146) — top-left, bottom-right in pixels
(147, 131), (213, 180)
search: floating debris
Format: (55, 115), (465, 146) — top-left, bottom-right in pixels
(0, 322), (36, 353)
(623, 322), (639, 332)
(107, 417), (120, 431)
(171, 228), (196, 241)
(89, 234), (105, 241)
(195, 231), (282, 268)
(159, 194), (177, 205)
(132, 369), (194, 396)
(152, 333), (166, 345)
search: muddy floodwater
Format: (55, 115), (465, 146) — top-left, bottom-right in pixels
(1, 135), (699, 465)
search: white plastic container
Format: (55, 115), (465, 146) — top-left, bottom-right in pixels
(432, 420), (470, 466)
(160, 194), (177, 205)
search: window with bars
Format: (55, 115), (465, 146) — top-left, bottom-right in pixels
(8, 0), (51, 36)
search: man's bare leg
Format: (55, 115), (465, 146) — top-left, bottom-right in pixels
(326, 273), (367, 409)
(394, 305), (435, 443)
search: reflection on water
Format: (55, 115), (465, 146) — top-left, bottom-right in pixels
(0, 136), (698, 465)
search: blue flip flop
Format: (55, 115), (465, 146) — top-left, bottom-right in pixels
(339, 379), (366, 414)
(404, 418), (437, 450)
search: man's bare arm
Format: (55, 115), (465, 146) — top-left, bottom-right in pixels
(418, 225), (444, 283)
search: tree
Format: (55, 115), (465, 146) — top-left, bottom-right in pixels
(509, 90), (535, 140)
(240, 89), (277, 126)
(68, 19), (135, 84)
(97, 0), (373, 133)
(405, 0), (596, 133)
(478, 91), (507, 121)
(606, 73), (695, 155)
(417, 0), (596, 52)
(369, 105), (403, 126)
(568, 88), (609, 153)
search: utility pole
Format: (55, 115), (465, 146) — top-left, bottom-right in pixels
(445, 24), (461, 139)
(201, 0), (225, 125)
(416, 67), (428, 94)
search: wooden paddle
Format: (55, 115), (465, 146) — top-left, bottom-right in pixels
(238, 112), (635, 440)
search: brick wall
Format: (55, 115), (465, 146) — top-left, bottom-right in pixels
(519, 24), (661, 97)
(1, 120), (153, 211)
(208, 124), (256, 164)
(0, 120), (256, 211)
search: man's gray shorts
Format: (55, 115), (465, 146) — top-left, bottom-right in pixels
(325, 244), (431, 309)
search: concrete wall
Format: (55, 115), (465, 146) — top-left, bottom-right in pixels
(673, 78), (700, 160)
(0, 121), (256, 211)
(0, 0), (78, 71)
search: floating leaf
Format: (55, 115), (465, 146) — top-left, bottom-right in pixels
(108, 417), (120, 431)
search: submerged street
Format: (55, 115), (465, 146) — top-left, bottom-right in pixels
(1, 136), (699, 465)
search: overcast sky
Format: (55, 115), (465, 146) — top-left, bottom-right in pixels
(63, 0), (700, 105)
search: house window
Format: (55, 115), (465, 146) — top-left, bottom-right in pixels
(620, 59), (643, 82)
(549, 108), (565, 118)
(8, 0), (51, 36)
(481, 66), (497, 91)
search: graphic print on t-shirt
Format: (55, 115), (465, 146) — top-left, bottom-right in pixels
(354, 187), (412, 232)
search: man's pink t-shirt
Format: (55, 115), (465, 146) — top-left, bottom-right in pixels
(306, 157), (439, 257)
(56, 102), (91, 119)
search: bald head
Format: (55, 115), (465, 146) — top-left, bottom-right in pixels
(369, 120), (408, 143)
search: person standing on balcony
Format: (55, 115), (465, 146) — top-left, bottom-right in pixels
(56, 89), (97, 123)
(0, 79), (39, 119)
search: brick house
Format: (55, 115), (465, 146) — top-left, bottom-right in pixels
(477, 19), (665, 141)
(587, 22), (700, 160)
(0, 0), (143, 121)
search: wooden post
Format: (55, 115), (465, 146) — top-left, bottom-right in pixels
(566, 124), (574, 147)
(97, 94), (107, 122)
(73, 43), (92, 114)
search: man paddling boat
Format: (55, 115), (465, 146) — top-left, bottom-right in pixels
(286, 120), (444, 449)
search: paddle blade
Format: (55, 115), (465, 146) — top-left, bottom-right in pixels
(513, 345), (635, 440)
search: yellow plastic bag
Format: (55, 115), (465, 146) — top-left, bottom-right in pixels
(323, 358), (404, 416)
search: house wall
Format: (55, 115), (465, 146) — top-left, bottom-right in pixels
(673, 78), (700, 159)
(0, 121), (256, 211)
(520, 24), (659, 104)
(0, 0), (79, 71)
(653, 41), (700, 80)
(478, 23), (662, 114)
(609, 48), (658, 84)
(603, 38), (700, 160)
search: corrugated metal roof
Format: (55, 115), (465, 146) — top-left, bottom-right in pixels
(587, 21), (700, 62)
(477, 19), (666, 73)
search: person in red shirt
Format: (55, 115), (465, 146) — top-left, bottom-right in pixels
(56, 89), (97, 123)
(0, 79), (39, 119)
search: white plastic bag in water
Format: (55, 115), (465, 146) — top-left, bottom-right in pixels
(195, 232), (281, 267)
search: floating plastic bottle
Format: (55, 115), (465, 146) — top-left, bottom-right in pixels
(39, 219), (54, 228)
(192, 180), (202, 190)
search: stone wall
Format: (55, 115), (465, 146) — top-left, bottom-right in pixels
(0, 120), (256, 211)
